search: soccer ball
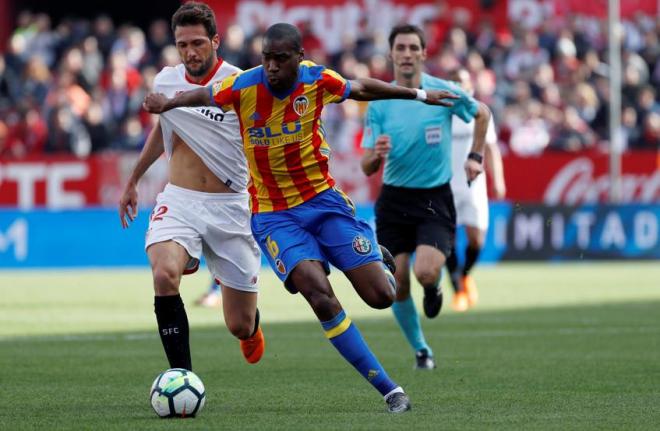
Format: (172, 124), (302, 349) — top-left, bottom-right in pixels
(384, 269), (397, 296)
(150, 368), (206, 418)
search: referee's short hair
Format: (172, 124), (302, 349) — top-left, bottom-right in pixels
(388, 24), (426, 50)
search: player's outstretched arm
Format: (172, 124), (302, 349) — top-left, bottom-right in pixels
(464, 102), (492, 182)
(349, 78), (459, 106)
(119, 120), (165, 228)
(143, 87), (212, 114)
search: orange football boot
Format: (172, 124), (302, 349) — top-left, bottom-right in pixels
(240, 325), (265, 364)
(462, 275), (479, 307)
(451, 290), (469, 312)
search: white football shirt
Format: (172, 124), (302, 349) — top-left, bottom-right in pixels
(450, 116), (496, 196)
(153, 61), (247, 191)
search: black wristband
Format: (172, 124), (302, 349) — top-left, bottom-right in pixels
(467, 152), (483, 163)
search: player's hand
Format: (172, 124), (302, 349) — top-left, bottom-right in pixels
(119, 183), (138, 228)
(143, 93), (169, 113)
(424, 90), (460, 107)
(464, 158), (483, 184)
(374, 135), (391, 159)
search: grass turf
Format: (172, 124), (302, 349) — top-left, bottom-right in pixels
(0, 262), (658, 430)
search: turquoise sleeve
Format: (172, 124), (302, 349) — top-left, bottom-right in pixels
(361, 103), (382, 149)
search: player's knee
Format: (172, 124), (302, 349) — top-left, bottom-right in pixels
(415, 268), (440, 288)
(367, 283), (395, 309)
(468, 237), (484, 249)
(152, 266), (181, 296)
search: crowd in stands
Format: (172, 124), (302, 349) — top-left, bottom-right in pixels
(0, 7), (658, 159)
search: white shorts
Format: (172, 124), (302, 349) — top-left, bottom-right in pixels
(145, 183), (261, 292)
(451, 175), (489, 231)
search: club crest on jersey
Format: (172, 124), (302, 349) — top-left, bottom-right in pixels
(352, 235), (372, 255)
(293, 95), (309, 116)
(275, 259), (287, 274)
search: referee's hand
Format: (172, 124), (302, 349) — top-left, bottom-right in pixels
(464, 158), (483, 184)
(424, 89), (459, 107)
(374, 135), (391, 159)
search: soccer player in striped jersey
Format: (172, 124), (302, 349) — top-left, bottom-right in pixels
(143, 22), (459, 413)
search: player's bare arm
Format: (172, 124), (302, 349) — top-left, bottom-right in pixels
(119, 120), (165, 228)
(349, 78), (458, 106)
(361, 135), (391, 176)
(485, 134), (506, 199)
(464, 102), (491, 182)
(143, 87), (212, 114)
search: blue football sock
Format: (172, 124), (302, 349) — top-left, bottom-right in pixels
(392, 296), (432, 355)
(321, 310), (398, 396)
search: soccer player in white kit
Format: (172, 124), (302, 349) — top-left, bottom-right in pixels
(118, 2), (264, 370)
(447, 68), (506, 312)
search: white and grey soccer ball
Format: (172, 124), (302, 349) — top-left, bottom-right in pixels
(384, 269), (397, 296)
(150, 368), (206, 418)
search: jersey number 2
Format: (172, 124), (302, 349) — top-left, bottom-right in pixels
(151, 206), (168, 222)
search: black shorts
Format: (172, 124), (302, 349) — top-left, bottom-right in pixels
(375, 183), (456, 257)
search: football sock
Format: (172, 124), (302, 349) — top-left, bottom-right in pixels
(321, 310), (398, 396)
(391, 296), (432, 355)
(446, 247), (460, 293)
(154, 295), (192, 371)
(463, 245), (481, 275)
(250, 308), (260, 338)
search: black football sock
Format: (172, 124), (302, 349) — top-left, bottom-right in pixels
(250, 308), (260, 337)
(463, 245), (482, 276)
(154, 295), (192, 371)
(446, 247), (461, 293)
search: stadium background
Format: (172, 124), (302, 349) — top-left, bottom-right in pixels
(1, 0), (658, 268)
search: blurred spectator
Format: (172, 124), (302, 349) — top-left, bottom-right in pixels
(0, 7), (658, 159)
(220, 24), (249, 69)
(508, 101), (551, 156)
(549, 106), (596, 152)
(45, 106), (90, 156)
(0, 55), (21, 108)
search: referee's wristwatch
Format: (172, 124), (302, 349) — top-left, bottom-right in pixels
(467, 152), (483, 164)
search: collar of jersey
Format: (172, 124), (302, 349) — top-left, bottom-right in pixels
(261, 67), (301, 100)
(184, 57), (223, 86)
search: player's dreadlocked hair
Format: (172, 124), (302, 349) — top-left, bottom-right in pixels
(171, 1), (218, 38)
(388, 24), (426, 49)
(264, 23), (302, 52)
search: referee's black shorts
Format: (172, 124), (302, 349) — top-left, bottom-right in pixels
(375, 183), (456, 258)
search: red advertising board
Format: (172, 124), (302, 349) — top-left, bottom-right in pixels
(1, 151), (657, 208)
(554, 0), (658, 19)
(207, 0), (508, 54)
(503, 151), (660, 205)
(0, 156), (100, 208)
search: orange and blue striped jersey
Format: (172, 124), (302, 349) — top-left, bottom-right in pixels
(210, 60), (351, 213)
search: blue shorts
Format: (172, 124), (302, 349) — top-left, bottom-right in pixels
(251, 188), (382, 285)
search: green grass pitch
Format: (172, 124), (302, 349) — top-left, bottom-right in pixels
(1, 262), (659, 430)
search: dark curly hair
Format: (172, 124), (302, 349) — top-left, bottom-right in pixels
(171, 1), (217, 38)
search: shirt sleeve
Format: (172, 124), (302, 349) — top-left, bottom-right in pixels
(361, 103), (382, 149)
(447, 82), (479, 123)
(209, 73), (239, 112)
(320, 68), (351, 105)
